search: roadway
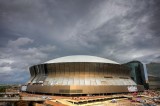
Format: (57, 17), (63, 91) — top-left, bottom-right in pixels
(0, 97), (45, 102)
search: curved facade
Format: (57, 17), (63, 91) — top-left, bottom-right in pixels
(26, 55), (144, 95)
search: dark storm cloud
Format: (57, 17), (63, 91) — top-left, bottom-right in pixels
(149, 0), (160, 37)
(0, 0), (160, 83)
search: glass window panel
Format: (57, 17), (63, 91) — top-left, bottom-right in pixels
(101, 81), (107, 85)
(59, 64), (62, 70)
(84, 63), (89, 74)
(75, 63), (79, 75)
(85, 78), (90, 85)
(57, 77), (63, 85)
(104, 64), (108, 75)
(114, 79), (120, 85)
(80, 63), (84, 71)
(96, 79), (101, 85)
(75, 63), (79, 70)
(90, 77), (95, 81)
(53, 64), (56, 69)
(69, 63), (74, 71)
(60, 63), (65, 75)
(63, 77), (68, 85)
(53, 78), (58, 85)
(80, 79), (85, 85)
(124, 79), (128, 85)
(113, 78), (119, 85)
(68, 78), (74, 85)
(74, 78), (79, 85)
(91, 81), (96, 85)
(47, 64), (51, 70)
(121, 79), (127, 85)
(107, 79), (113, 85)
(69, 63), (75, 76)
(65, 63), (69, 72)
(55, 64), (59, 76)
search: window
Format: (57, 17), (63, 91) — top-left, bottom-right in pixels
(104, 76), (113, 78)
(101, 81), (107, 85)
(119, 76), (129, 79)
(59, 90), (83, 93)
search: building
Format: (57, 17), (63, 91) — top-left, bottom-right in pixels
(26, 55), (144, 95)
(125, 61), (160, 90)
(146, 62), (160, 89)
(124, 61), (149, 89)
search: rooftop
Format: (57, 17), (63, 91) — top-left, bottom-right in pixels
(45, 55), (119, 64)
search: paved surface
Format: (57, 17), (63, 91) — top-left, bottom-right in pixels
(1, 91), (159, 106)
(0, 97), (45, 102)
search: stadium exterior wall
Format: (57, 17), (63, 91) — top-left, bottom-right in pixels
(26, 56), (143, 95)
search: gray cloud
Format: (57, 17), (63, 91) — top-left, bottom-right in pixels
(0, 0), (160, 83)
(8, 37), (33, 47)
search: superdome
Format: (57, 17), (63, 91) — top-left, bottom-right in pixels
(45, 55), (119, 64)
(26, 55), (144, 95)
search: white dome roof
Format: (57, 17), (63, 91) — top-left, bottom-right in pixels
(45, 55), (119, 64)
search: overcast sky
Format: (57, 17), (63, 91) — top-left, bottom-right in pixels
(0, 0), (160, 84)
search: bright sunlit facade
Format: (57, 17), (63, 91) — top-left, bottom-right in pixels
(26, 55), (144, 95)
